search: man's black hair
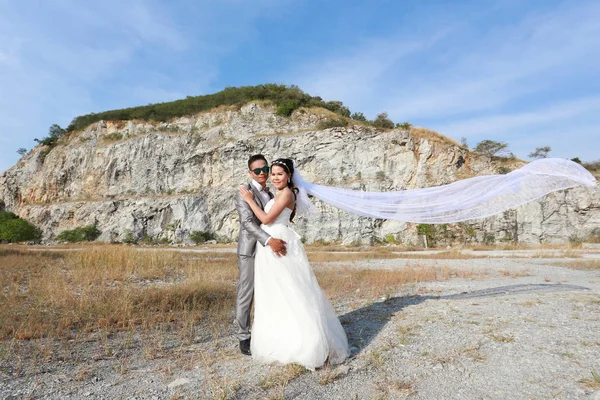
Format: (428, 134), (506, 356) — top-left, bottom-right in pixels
(248, 154), (268, 169)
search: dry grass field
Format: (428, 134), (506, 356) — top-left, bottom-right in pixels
(1, 243), (598, 399)
(0, 244), (484, 371)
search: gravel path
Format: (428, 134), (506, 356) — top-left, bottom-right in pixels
(2, 252), (599, 399)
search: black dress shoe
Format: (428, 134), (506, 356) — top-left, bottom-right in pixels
(239, 339), (251, 356)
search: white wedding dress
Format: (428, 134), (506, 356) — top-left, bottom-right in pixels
(251, 200), (349, 370)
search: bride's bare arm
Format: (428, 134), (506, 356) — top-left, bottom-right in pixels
(239, 187), (294, 224)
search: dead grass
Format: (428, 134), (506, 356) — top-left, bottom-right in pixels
(579, 366), (600, 389)
(258, 363), (307, 390)
(0, 243), (489, 385)
(528, 250), (583, 259)
(0, 246), (238, 341)
(464, 243), (583, 251)
(500, 269), (531, 278)
(392, 250), (490, 259)
(396, 324), (421, 345)
(0, 246), (488, 345)
(409, 126), (461, 147)
(318, 364), (347, 385)
(459, 344), (487, 362)
(556, 260), (600, 271)
(490, 333), (515, 343)
(372, 378), (415, 399)
(315, 263), (486, 301)
(208, 375), (242, 400)
(308, 251), (403, 263)
(517, 300), (544, 307)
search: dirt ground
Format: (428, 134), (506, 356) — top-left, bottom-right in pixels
(1, 247), (599, 399)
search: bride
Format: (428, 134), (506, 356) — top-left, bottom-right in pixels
(239, 158), (349, 370)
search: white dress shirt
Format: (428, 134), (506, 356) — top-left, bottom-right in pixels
(251, 180), (271, 205)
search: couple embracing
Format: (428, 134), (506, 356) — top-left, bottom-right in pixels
(234, 154), (349, 370)
(231, 154), (596, 369)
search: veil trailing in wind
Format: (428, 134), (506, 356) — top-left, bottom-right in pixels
(291, 158), (597, 224)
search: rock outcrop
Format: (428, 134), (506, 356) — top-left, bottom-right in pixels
(1, 103), (598, 244)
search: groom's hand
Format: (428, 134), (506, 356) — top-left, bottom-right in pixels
(268, 238), (287, 257)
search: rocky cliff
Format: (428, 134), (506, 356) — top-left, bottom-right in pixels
(1, 103), (598, 245)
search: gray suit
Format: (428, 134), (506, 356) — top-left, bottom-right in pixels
(234, 183), (272, 340)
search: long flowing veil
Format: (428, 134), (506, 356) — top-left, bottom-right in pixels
(291, 158), (596, 223)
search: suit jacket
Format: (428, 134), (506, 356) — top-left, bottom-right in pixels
(235, 183), (273, 256)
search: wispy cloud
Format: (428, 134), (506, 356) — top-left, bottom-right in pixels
(388, 1), (600, 120)
(283, 1), (599, 160)
(1, 0), (598, 173)
(293, 34), (447, 108)
(0, 1), (192, 172)
(0, 0), (296, 172)
(434, 96), (600, 140)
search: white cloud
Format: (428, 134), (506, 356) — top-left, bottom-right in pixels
(0, 0), (294, 172)
(0, 1), (192, 172)
(282, 1), (599, 162)
(288, 28), (453, 116)
(388, 1), (600, 120)
(434, 96), (600, 140)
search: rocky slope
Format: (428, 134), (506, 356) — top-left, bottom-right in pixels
(1, 103), (598, 244)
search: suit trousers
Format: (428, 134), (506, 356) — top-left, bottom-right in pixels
(235, 254), (254, 341)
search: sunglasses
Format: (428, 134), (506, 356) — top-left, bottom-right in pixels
(250, 166), (270, 175)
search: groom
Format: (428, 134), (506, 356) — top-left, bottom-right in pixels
(234, 154), (287, 356)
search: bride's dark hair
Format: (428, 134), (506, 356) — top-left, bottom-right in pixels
(271, 158), (299, 222)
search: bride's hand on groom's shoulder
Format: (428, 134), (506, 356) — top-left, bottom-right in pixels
(239, 187), (254, 203)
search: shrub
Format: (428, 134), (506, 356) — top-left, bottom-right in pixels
(395, 122), (412, 130)
(0, 218), (41, 242)
(483, 233), (496, 245)
(500, 231), (514, 242)
(416, 223), (436, 245)
(416, 224), (455, 246)
(123, 231), (137, 244)
(66, 84), (354, 131)
(498, 166), (512, 174)
(370, 236), (385, 245)
(317, 118), (348, 130)
(589, 228), (600, 243)
(383, 234), (399, 244)
(351, 112), (367, 122)
(140, 234), (170, 245)
(34, 124), (66, 147)
(461, 223), (476, 238)
(474, 140), (510, 157)
(56, 225), (101, 242)
(0, 211), (18, 222)
(190, 230), (216, 245)
(373, 112), (395, 129)
(375, 171), (386, 181)
(324, 101), (350, 117)
(568, 235), (584, 247)
(582, 159), (600, 173)
(276, 101), (299, 117)
(103, 132), (123, 142)
(528, 146), (551, 159)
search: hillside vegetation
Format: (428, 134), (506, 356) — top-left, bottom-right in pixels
(65, 84), (352, 133)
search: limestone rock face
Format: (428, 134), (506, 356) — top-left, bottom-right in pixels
(1, 104), (598, 244)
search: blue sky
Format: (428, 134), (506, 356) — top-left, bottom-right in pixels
(1, 0), (598, 173)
